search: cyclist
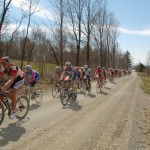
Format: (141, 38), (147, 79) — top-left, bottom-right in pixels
(75, 66), (81, 79)
(102, 67), (107, 81)
(52, 66), (62, 91)
(81, 65), (91, 90)
(108, 68), (114, 81)
(24, 65), (40, 99)
(60, 62), (77, 98)
(94, 66), (104, 87)
(0, 56), (24, 119)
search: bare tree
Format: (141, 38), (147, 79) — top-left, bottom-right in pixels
(82, 0), (101, 66)
(66, 0), (86, 66)
(0, 0), (12, 33)
(20, 0), (39, 69)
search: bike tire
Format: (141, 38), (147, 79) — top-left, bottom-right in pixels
(79, 81), (86, 95)
(16, 96), (29, 120)
(34, 86), (43, 103)
(51, 85), (58, 97)
(0, 102), (4, 126)
(25, 90), (31, 102)
(96, 84), (101, 94)
(60, 88), (69, 106)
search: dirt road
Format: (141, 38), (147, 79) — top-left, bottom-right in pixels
(0, 73), (150, 150)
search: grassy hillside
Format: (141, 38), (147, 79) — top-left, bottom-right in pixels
(138, 72), (150, 95)
(11, 59), (57, 82)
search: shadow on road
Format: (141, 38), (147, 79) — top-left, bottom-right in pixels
(104, 87), (111, 90)
(0, 123), (26, 146)
(29, 103), (41, 111)
(101, 91), (108, 95)
(16, 117), (30, 125)
(62, 100), (82, 111)
(86, 93), (96, 98)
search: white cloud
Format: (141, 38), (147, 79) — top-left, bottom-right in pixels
(11, 0), (54, 20)
(119, 27), (150, 36)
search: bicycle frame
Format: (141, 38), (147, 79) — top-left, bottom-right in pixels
(0, 95), (11, 115)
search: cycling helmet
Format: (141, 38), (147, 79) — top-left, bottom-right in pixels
(56, 66), (61, 69)
(97, 66), (101, 69)
(0, 56), (10, 63)
(75, 66), (79, 70)
(65, 62), (71, 66)
(84, 65), (88, 69)
(80, 67), (83, 70)
(26, 65), (32, 70)
(102, 67), (105, 69)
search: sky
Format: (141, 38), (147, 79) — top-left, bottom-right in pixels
(9, 0), (150, 65)
(107, 0), (150, 65)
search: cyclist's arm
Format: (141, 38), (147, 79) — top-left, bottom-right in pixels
(2, 72), (17, 91)
(30, 71), (36, 83)
(70, 71), (74, 80)
(60, 71), (65, 80)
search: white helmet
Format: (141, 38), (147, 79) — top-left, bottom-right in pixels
(65, 62), (71, 66)
(56, 66), (60, 69)
(84, 65), (88, 69)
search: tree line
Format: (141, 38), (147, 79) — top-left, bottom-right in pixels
(0, 0), (132, 75)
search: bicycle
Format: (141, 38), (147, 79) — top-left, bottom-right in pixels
(60, 80), (77, 106)
(51, 81), (63, 97)
(21, 84), (43, 103)
(0, 90), (29, 126)
(82, 76), (91, 95)
(96, 80), (102, 94)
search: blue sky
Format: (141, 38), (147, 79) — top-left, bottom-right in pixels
(107, 0), (150, 65)
(10, 0), (150, 65)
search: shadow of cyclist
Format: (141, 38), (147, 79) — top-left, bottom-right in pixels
(62, 100), (82, 111)
(29, 103), (41, 111)
(0, 123), (26, 146)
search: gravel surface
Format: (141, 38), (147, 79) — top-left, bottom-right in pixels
(0, 72), (149, 150)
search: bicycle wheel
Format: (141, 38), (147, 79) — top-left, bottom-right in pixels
(0, 102), (4, 125)
(34, 86), (43, 103)
(51, 85), (58, 97)
(16, 96), (29, 120)
(21, 86), (31, 102)
(81, 83), (87, 95)
(25, 90), (31, 102)
(60, 88), (69, 106)
(96, 83), (101, 94)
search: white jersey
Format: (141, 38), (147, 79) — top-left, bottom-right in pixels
(83, 68), (91, 76)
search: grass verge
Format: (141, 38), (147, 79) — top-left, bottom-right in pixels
(138, 72), (150, 95)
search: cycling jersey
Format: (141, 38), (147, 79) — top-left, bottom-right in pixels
(83, 68), (91, 76)
(25, 70), (40, 83)
(64, 66), (77, 80)
(76, 69), (81, 77)
(53, 70), (61, 80)
(0, 64), (24, 89)
(95, 69), (103, 77)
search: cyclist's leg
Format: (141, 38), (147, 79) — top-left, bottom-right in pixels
(88, 76), (91, 89)
(30, 81), (36, 95)
(84, 78), (88, 90)
(10, 79), (24, 118)
(72, 75), (77, 96)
